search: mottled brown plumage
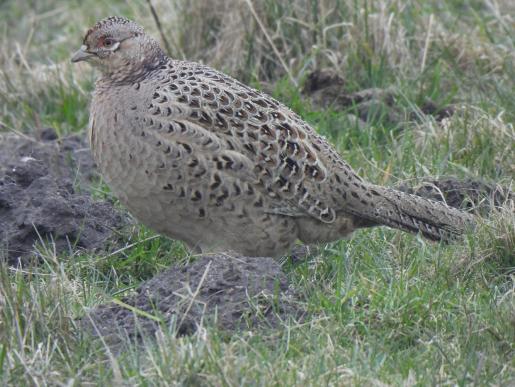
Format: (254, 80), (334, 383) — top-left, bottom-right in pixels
(72, 17), (473, 257)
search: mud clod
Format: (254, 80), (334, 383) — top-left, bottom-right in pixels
(397, 178), (513, 214)
(303, 69), (456, 124)
(303, 68), (345, 94)
(0, 130), (126, 265)
(81, 254), (304, 346)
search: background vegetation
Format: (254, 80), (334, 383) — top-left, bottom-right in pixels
(0, 0), (513, 385)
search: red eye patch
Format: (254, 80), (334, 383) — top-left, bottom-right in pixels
(97, 36), (106, 47)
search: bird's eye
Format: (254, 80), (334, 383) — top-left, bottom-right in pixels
(103, 38), (114, 47)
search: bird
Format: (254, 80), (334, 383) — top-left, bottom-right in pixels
(72, 16), (474, 257)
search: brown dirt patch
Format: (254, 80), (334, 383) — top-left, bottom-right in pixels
(303, 69), (455, 125)
(397, 177), (513, 215)
(81, 254), (304, 348)
(0, 129), (127, 265)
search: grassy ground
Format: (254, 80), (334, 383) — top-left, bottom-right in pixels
(0, 0), (514, 385)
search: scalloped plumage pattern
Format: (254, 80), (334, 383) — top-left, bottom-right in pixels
(83, 18), (474, 256)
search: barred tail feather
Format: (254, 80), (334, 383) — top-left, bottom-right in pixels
(350, 185), (475, 241)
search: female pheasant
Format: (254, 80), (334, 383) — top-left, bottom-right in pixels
(72, 16), (473, 257)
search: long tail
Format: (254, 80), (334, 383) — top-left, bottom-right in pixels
(349, 185), (475, 241)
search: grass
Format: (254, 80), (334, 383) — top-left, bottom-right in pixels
(0, 0), (514, 385)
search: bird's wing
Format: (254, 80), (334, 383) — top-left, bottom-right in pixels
(138, 60), (343, 223)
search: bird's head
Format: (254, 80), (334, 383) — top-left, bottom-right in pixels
(72, 17), (165, 80)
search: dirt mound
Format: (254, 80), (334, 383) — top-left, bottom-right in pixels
(0, 130), (127, 265)
(81, 254), (304, 346)
(0, 129), (98, 188)
(397, 178), (513, 214)
(303, 69), (455, 125)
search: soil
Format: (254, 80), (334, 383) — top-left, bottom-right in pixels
(0, 129), (127, 265)
(302, 69), (455, 125)
(396, 177), (513, 215)
(81, 254), (304, 347)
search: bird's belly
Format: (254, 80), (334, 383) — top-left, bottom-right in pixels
(92, 129), (298, 257)
(117, 191), (298, 257)
(114, 179), (357, 256)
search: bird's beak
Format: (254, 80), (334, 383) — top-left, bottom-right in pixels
(71, 45), (94, 63)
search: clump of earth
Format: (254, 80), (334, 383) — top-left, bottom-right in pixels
(302, 69), (455, 126)
(0, 129), (127, 265)
(81, 254), (304, 348)
(397, 178), (513, 215)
